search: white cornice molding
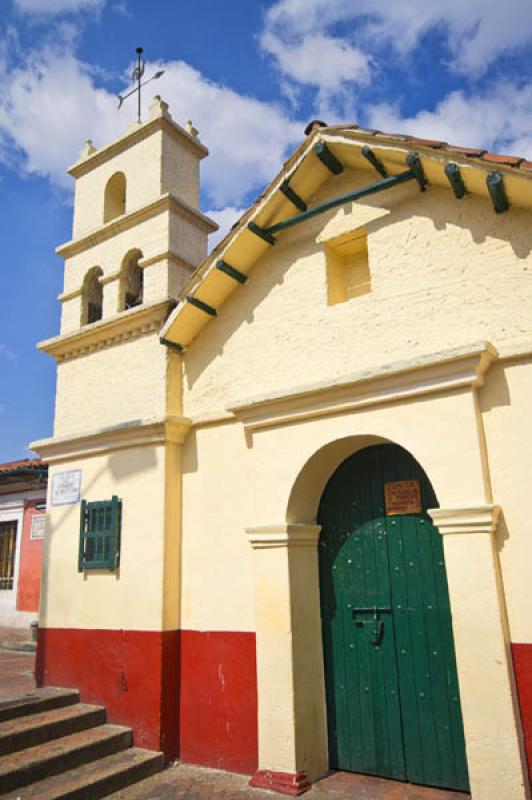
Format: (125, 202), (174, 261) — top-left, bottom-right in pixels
(246, 524), (322, 549)
(38, 299), (174, 362)
(228, 342), (497, 433)
(428, 504), (501, 535)
(68, 115), (208, 178)
(31, 415), (192, 464)
(56, 193), (217, 259)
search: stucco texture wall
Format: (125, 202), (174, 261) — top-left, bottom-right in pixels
(40, 444), (173, 631)
(183, 168), (532, 419)
(53, 334), (178, 437)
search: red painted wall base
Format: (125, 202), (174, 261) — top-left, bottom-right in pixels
(250, 769), (311, 795)
(36, 627), (179, 761)
(179, 630), (258, 774)
(36, 626), (258, 774)
(512, 643), (532, 781)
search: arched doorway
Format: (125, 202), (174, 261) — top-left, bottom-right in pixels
(318, 443), (469, 791)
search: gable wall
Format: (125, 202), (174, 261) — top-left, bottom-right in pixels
(183, 166), (532, 418)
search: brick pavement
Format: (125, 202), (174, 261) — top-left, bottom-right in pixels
(107, 763), (469, 799)
(0, 627), (35, 699)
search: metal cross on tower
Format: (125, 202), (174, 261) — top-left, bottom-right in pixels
(117, 47), (165, 123)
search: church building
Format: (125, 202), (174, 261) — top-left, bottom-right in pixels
(33, 96), (532, 798)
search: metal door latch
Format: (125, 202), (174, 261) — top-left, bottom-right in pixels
(352, 606), (391, 646)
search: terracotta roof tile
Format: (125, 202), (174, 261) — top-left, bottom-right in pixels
(0, 458), (46, 473)
(321, 122), (532, 173)
(481, 153), (524, 166)
(409, 137), (446, 148)
(446, 145), (487, 157)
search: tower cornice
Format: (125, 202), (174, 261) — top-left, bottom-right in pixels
(68, 114), (208, 178)
(38, 299), (175, 363)
(56, 193), (217, 259)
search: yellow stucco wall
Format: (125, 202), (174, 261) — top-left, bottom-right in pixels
(481, 356), (532, 642)
(53, 334), (180, 438)
(40, 442), (180, 631)
(180, 423), (256, 632)
(183, 168), (532, 418)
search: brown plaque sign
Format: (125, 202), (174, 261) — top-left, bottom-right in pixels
(384, 480), (422, 516)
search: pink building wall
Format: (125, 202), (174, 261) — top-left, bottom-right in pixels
(16, 499), (45, 613)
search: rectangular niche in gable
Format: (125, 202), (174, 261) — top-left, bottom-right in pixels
(325, 227), (371, 306)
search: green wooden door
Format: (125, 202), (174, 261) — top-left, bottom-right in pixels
(318, 444), (469, 791)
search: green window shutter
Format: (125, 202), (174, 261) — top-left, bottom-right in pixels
(78, 495), (121, 572)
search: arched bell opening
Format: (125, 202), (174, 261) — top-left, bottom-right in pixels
(81, 266), (103, 325)
(119, 249), (144, 311)
(317, 442), (469, 792)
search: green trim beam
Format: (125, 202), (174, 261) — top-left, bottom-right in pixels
(444, 163), (466, 199)
(216, 259), (248, 284)
(279, 180), (307, 212)
(160, 337), (184, 352)
(315, 141), (343, 174)
(186, 295), (217, 316)
(406, 153), (428, 191)
(361, 145), (388, 178)
(263, 168), (418, 239)
(486, 171), (509, 213)
(247, 221), (276, 245)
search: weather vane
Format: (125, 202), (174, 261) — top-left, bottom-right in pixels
(117, 47), (165, 124)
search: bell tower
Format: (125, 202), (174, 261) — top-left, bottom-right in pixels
(32, 98), (216, 760)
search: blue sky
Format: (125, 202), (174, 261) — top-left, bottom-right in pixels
(0, 0), (531, 461)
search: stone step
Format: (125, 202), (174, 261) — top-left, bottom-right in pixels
(0, 724), (132, 794)
(0, 704), (106, 756)
(2, 747), (164, 800)
(0, 688), (80, 723)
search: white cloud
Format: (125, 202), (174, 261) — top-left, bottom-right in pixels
(0, 39), (303, 208)
(261, 30), (370, 91)
(367, 83), (532, 159)
(0, 44), (123, 189)
(206, 206), (246, 248)
(14, 0), (104, 14)
(263, 0), (532, 86)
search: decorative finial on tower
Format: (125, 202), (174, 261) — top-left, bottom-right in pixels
(149, 95), (171, 121)
(117, 47), (165, 123)
(79, 139), (97, 160)
(186, 120), (199, 138)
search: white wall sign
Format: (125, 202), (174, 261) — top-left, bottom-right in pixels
(31, 514), (46, 540)
(51, 470), (82, 506)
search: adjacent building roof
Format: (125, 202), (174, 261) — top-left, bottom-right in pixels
(0, 459), (45, 473)
(0, 459), (48, 493)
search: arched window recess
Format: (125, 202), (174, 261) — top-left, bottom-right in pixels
(103, 172), (126, 223)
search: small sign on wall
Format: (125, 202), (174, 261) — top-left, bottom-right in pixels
(384, 480), (422, 516)
(51, 470), (82, 506)
(31, 514), (46, 540)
